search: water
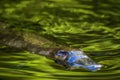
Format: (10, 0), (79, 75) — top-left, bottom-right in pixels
(0, 0), (120, 80)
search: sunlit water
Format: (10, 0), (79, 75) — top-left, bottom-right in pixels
(0, 0), (120, 80)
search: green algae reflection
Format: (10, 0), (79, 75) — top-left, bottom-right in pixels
(0, 0), (120, 80)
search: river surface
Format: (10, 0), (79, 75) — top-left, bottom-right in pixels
(0, 0), (120, 80)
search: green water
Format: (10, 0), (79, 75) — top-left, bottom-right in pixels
(0, 0), (120, 80)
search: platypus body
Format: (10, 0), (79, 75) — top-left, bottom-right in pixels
(0, 22), (102, 71)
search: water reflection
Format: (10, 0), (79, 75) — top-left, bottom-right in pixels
(0, 0), (120, 80)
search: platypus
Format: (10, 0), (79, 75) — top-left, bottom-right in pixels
(0, 24), (102, 71)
